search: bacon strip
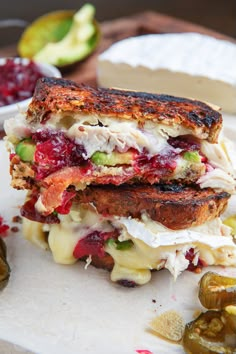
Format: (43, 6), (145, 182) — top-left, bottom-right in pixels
(40, 167), (135, 214)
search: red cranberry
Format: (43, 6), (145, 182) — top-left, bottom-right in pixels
(168, 135), (200, 151)
(149, 151), (178, 170)
(21, 192), (60, 224)
(0, 217), (9, 236)
(117, 279), (138, 287)
(73, 231), (115, 259)
(0, 58), (43, 107)
(32, 130), (86, 179)
(10, 226), (19, 233)
(55, 191), (76, 214)
(136, 150), (177, 180)
(185, 248), (207, 272)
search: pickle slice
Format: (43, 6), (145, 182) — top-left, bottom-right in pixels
(0, 238), (10, 290)
(0, 237), (7, 259)
(199, 271), (236, 310)
(183, 310), (236, 354)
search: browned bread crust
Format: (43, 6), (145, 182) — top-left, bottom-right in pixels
(76, 184), (230, 230)
(85, 254), (114, 272)
(10, 155), (35, 190)
(27, 77), (222, 143)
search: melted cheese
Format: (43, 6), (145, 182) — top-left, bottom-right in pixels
(22, 207), (236, 285)
(22, 218), (49, 250)
(108, 216), (236, 283)
(47, 206), (113, 264)
(48, 222), (78, 264)
(110, 263), (151, 285)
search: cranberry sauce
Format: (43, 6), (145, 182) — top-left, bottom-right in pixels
(0, 217), (9, 236)
(134, 135), (204, 182)
(55, 191), (76, 214)
(32, 130), (87, 179)
(168, 135), (201, 151)
(185, 248), (207, 272)
(0, 59), (43, 107)
(135, 149), (178, 182)
(21, 191), (60, 223)
(117, 279), (138, 288)
(73, 231), (117, 259)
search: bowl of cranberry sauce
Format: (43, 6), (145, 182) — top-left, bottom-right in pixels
(0, 57), (61, 126)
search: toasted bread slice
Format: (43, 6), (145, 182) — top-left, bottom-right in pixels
(20, 183), (229, 230)
(27, 77), (222, 143)
(85, 254), (114, 272)
(75, 184), (230, 230)
(21, 184), (230, 230)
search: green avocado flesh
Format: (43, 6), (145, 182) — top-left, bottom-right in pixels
(183, 151), (201, 163)
(91, 151), (133, 166)
(18, 11), (74, 59)
(106, 239), (134, 251)
(15, 139), (36, 162)
(19, 4), (100, 67)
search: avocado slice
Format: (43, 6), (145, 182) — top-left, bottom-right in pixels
(18, 11), (74, 59)
(106, 238), (134, 251)
(91, 151), (134, 166)
(15, 139), (36, 162)
(115, 240), (134, 250)
(32, 4), (100, 67)
(183, 151), (201, 163)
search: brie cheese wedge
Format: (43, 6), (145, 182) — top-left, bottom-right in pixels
(97, 33), (236, 113)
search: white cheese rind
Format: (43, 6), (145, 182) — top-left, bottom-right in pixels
(97, 33), (236, 113)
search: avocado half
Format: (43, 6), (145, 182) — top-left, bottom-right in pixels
(18, 4), (100, 68)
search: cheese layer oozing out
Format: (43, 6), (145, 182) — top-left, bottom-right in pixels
(4, 113), (236, 194)
(22, 205), (236, 285)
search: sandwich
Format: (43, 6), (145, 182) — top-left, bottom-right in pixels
(4, 77), (236, 286)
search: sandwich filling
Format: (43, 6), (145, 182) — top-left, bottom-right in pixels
(5, 113), (236, 215)
(22, 204), (236, 286)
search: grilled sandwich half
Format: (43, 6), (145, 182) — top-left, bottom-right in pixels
(5, 77), (235, 216)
